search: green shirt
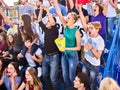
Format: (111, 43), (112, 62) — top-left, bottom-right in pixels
(64, 26), (78, 53)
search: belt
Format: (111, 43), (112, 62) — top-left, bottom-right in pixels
(47, 51), (59, 56)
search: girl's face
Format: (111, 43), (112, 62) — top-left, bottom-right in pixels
(24, 40), (31, 48)
(7, 64), (16, 76)
(20, 19), (24, 26)
(66, 14), (75, 26)
(74, 76), (81, 89)
(92, 4), (99, 15)
(8, 35), (13, 43)
(25, 70), (33, 82)
(87, 24), (98, 37)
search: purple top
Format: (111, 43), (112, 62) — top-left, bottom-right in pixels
(90, 13), (106, 35)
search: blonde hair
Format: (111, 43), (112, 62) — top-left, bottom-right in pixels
(68, 12), (78, 23)
(88, 21), (101, 30)
(99, 77), (120, 90)
(25, 67), (42, 90)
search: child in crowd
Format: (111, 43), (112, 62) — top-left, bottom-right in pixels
(0, 62), (22, 90)
(53, 0), (81, 89)
(18, 67), (42, 90)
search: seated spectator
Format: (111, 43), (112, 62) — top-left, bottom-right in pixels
(0, 32), (8, 55)
(18, 67), (42, 90)
(0, 62), (22, 90)
(99, 77), (120, 90)
(18, 36), (43, 76)
(2, 34), (14, 61)
(70, 72), (89, 90)
(0, 58), (8, 90)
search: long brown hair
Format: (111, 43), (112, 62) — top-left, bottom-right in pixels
(0, 32), (7, 43)
(21, 14), (37, 41)
(26, 67), (42, 90)
(7, 34), (14, 50)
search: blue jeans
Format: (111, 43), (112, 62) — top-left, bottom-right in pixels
(42, 52), (60, 90)
(107, 17), (116, 40)
(61, 51), (78, 90)
(82, 60), (100, 90)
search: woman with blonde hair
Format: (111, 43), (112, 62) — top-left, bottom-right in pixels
(99, 77), (120, 90)
(18, 67), (42, 90)
(53, 0), (81, 89)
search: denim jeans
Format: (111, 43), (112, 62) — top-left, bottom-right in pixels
(42, 52), (60, 90)
(106, 17), (116, 40)
(61, 51), (79, 90)
(82, 60), (100, 90)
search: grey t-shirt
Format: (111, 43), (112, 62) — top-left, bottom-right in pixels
(15, 4), (34, 16)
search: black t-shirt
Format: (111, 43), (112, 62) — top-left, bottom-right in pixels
(39, 21), (59, 55)
(35, 8), (47, 19)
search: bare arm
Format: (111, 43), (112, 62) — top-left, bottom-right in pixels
(18, 82), (26, 90)
(0, 79), (3, 86)
(65, 30), (81, 51)
(38, 6), (43, 22)
(68, 0), (74, 9)
(53, 0), (66, 27)
(1, 0), (16, 10)
(47, 9), (55, 26)
(85, 43), (103, 59)
(91, 49), (103, 59)
(77, 4), (87, 32)
(31, 53), (43, 63)
(109, 0), (118, 9)
(103, 0), (109, 16)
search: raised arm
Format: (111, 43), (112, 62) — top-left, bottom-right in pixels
(109, 0), (118, 9)
(53, 0), (66, 27)
(77, 4), (87, 32)
(0, 0), (16, 10)
(38, 6), (43, 22)
(47, 9), (56, 26)
(103, 0), (109, 16)
(68, 0), (74, 9)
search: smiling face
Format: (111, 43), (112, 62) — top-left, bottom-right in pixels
(25, 70), (33, 82)
(66, 13), (77, 27)
(8, 35), (14, 43)
(74, 76), (81, 88)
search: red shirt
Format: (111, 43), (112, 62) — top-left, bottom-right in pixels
(24, 79), (41, 90)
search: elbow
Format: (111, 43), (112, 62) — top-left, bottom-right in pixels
(96, 55), (101, 60)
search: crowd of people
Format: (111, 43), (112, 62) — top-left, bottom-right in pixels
(0, 0), (119, 90)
